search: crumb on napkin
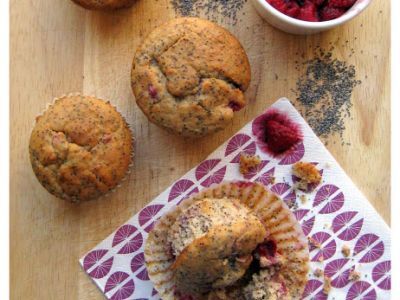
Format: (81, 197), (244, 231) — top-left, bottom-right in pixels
(349, 269), (361, 281)
(292, 161), (322, 191)
(314, 268), (323, 278)
(239, 154), (261, 175)
(323, 276), (332, 294)
(342, 244), (351, 257)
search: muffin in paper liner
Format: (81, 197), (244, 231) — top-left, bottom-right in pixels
(29, 93), (134, 203)
(145, 181), (309, 299)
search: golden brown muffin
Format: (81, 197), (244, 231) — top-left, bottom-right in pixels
(168, 198), (266, 295)
(29, 95), (133, 202)
(131, 17), (251, 137)
(70, 0), (135, 10)
(145, 182), (309, 300)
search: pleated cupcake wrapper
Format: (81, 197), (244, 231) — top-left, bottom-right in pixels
(80, 98), (391, 300)
(145, 181), (310, 299)
(32, 93), (135, 203)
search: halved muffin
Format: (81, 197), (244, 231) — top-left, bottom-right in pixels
(145, 182), (309, 299)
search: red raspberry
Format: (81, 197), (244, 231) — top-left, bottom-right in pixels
(285, 1), (301, 17)
(297, 0), (319, 22)
(265, 119), (301, 153)
(311, 0), (326, 6)
(327, 0), (356, 8)
(256, 240), (278, 258)
(268, 0), (289, 12)
(320, 5), (346, 20)
(268, 0), (301, 17)
(148, 84), (158, 98)
(228, 101), (243, 112)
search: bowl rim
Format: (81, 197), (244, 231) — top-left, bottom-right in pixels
(252, 0), (372, 29)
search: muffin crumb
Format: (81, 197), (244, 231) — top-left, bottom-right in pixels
(349, 269), (361, 281)
(239, 154), (261, 175)
(308, 237), (321, 249)
(341, 245), (351, 257)
(300, 194), (308, 204)
(292, 162), (322, 191)
(323, 276), (332, 294)
(313, 268), (323, 278)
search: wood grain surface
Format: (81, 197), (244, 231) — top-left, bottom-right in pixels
(10, 0), (390, 299)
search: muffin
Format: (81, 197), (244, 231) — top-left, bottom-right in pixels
(145, 182), (309, 299)
(131, 17), (251, 137)
(169, 198), (266, 296)
(29, 95), (133, 202)
(70, 0), (135, 10)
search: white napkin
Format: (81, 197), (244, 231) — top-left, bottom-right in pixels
(80, 98), (391, 300)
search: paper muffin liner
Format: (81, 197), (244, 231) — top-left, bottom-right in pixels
(30, 92), (135, 203)
(145, 181), (310, 299)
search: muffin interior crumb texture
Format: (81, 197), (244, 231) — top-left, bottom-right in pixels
(239, 154), (261, 175)
(29, 95), (133, 202)
(131, 17), (251, 137)
(292, 161), (322, 191)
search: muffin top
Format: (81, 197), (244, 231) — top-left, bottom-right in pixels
(29, 95), (133, 202)
(168, 198), (266, 295)
(131, 17), (251, 137)
(70, 0), (135, 10)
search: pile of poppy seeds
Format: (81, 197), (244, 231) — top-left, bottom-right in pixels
(170, 0), (247, 23)
(293, 47), (361, 144)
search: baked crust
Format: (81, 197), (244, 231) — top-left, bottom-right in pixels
(29, 95), (133, 202)
(131, 17), (251, 137)
(71, 0), (135, 10)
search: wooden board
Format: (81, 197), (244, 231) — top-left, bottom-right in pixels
(10, 0), (390, 299)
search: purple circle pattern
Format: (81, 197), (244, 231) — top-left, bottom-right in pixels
(83, 110), (390, 299)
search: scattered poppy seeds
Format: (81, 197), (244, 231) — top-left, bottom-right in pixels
(293, 48), (361, 143)
(170, 0), (247, 23)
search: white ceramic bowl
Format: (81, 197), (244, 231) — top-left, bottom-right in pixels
(251, 0), (372, 35)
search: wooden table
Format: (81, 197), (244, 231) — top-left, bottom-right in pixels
(10, 0), (390, 298)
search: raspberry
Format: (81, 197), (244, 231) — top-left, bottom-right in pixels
(228, 101), (243, 112)
(268, 0), (300, 18)
(327, 0), (356, 8)
(268, 0), (288, 12)
(297, 0), (319, 22)
(265, 119), (301, 153)
(286, 1), (301, 17)
(256, 240), (278, 258)
(148, 84), (158, 98)
(311, 0), (326, 6)
(320, 5), (346, 20)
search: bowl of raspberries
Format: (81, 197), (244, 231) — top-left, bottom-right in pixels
(251, 0), (371, 34)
